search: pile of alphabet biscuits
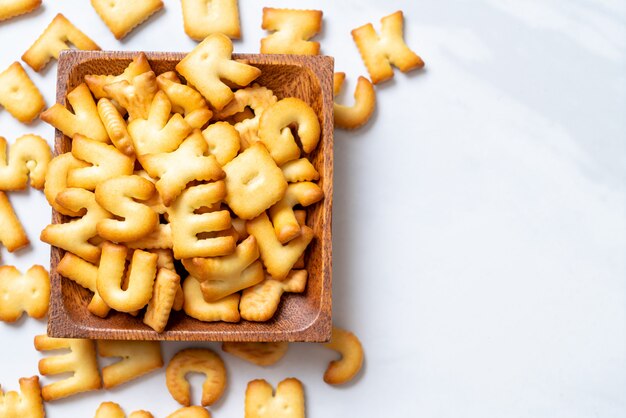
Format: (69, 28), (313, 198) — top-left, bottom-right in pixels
(0, 1), (423, 417)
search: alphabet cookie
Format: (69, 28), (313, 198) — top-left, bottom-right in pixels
(0, 191), (29, 252)
(0, 0), (41, 21)
(239, 270), (307, 321)
(0, 62), (45, 123)
(323, 327), (364, 385)
(97, 340), (163, 388)
(182, 276), (240, 323)
(181, 0), (241, 40)
(260, 8), (322, 55)
(91, 0), (163, 40)
(166, 348), (226, 406)
(0, 376), (45, 418)
(0, 265), (49, 322)
(245, 378), (304, 418)
(333, 72), (376, 129)
(0, 134), (51, 191)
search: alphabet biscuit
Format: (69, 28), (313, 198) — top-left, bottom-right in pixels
(56, 251), (110, 317)
(44, 153), (89, 217)
(0, 0), (41, 21)
(201, 121), (240, 166)
(97, 340), (163, 389)
(260, 8), (322, 55)
(182, 276), (240, 323)
(85, 53), (153, 100)
(181, 0), (241, 40)
(91, 0), (163, 40)
(0, 134), (51, 191)
(166, 348), (226, 406)
(104, 71), (158, 121)
(98, 98), (135, 157)
(268, 182), (323, 243)
(333, 72), (376, 129)
(94, 401), (153, 418)
(0, 191), (29, 252)
(0, 265), (49, 322)
(239, 270), (307, 322)
(143, 268), (181, 333)
(323, 327), (364, 385)
(0, 376), (44, 418)
(0, 62), (45, 123)
(245, 378), (304, 418)
(156, 71), (213, 129)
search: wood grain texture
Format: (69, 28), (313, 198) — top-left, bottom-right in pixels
(47, 50), (333, 342)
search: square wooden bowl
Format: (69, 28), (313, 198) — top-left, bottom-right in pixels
(47, 50), (333, 342)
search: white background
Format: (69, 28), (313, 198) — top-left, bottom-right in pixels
(0, 0), (625, 417)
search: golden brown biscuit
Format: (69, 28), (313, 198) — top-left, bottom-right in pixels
(167, 182), (235, 259)
(239, 270), (307, 322)
(0, 134), (51, 191)
(222, 342), (288, 366)
(182, 276), (240, 323)
(246, 213), (313, 280)
(156, 72), (212, 129)
(280, 158), (319, 183)
(97, 340), (163, 389)
(0, 0), (41, 21)
(223, 143), (287, 220)
(166, 348), (226, 406)
(40, 188), (112, 264)
(0, 376), (44, 418)
(85, 53), (152, 100)
(91, 0), (163, 40)
(0, 62), (45, 123)
(260, 8), (322, 55)
(245, 378), (304, 418)
(201, 121), (240, 166)
(34, 335), (102, 401)
(258, 98), (320, 165)
(333, 72), (376, 129)
(0, 265), (49, 322)
(22, 14), (100, 72)
(323, 327), (364, 385)
(44, 153), (89, 217)
(94, 401), (154, 418)
(98, 98), (135, 157)
(126, 223), (172, 250)
(143, 268), (181, 333)
(0, 191), (29, 252)
(167, 406), (212, 418)
(41, 83), (109, 143)
(181, 0), (240, 40)
(175, 33), (261, 111)
(104, 71), (158, 121)
(268, 182), (323, 243)
(351, 10), (424, 84)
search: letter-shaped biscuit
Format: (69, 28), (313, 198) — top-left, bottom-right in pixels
(141, 130), (225, 206)
(181, 0), (240, 40)
(202, 121), (240, 166)
(245, 378), (304, 418)
(0, 0), (41, 21)
(175, 33), (261, 111)
(85, 53), (152, 99)
(0, 62), (45, 123)
(182, 276), (240, 323)
(258, 98), (320, 165)
(95, 175), (158, 242)
(166, 348), (226, 406)
(0, 265), (49, 322)
(143, 268), (181, 333)
(214, 84), (277, 149)
(269, 182), (323, 243)
(44, 153), (89, 216)
(0, 376), (45, 418)
(68, 134), (135, 190)
(182, 235), (264, 301)
(167, 406), (212, 418)
(96, 243), (157, 312)
(323, 327), (364, 385)
(222, 341), (288, 367)
(41, 82), (109, 143)
(246, 213), (313, 280)
(94, 401), (154, 418)
(260, 8), (322, 55)
(351, 10), (424, 84)
(34, 335), (102, 401)
(0, 191), (29, 252)
(97, 340), (163, 389)
(333, 72), (376, 129)
(156, 72), (213, 129)
(104, 71), (158, 121)
(223, 143), (287, 220)
(0, 134), (51, 191)
(40, 188), (112, 263)
(98, 98), (135, 157)
(22, 14), (100, 72)
(56, 251), (110, 317)
(128, 91), (192, 158)
(280, 158), (319, 183)
(126, 223), (172, 250)
(167, 182), (235, 259)
(240, 270), (307, 322)
(91, 0), (163, 40)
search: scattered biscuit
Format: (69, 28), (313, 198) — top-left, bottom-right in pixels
(182, 276), (240, 323)
(0, 134), (51, 191)
(91, 0), (163, 40)
(175, 33), (261, 111)
(167, 406), (212, 418)
(40, 83), (109, 143)
(260, 8), (322, 55)
(240, 270), (307, 322)
(0, 62), (45, 123)
(280, 158), (319, 183)
(0, 191), (29, 252)
(34, 335), (102, 401)
(222, 341), (288, 366)
(0, 376), (45, 418)
(323, 327), (364, 385)
(258, 97), (320, 165)
(181, 0), (241, 40)
(0, 0), (41, 21)
(44, 153), (89, 216)
(245, 377), (305, 418)
(86, 53), (153, 99)
(351, 10), (424, 84)
(22, 13), (100, 72)
(269, 182), (323, 243)
(0, 265), (49, 322)
(143, 268), (181, 332)
(97, 340), (163, 389)
(94, 401), (154, 418)
(333, 72), (376, 129)
(201, 121), (240, 166)
(156, 71), (212, 129)
(166, 348), (227, 406)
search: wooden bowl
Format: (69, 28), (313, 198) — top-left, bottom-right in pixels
(47, 50), (333, 342)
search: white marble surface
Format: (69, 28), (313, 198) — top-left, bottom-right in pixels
(0, 0), (624, 416)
